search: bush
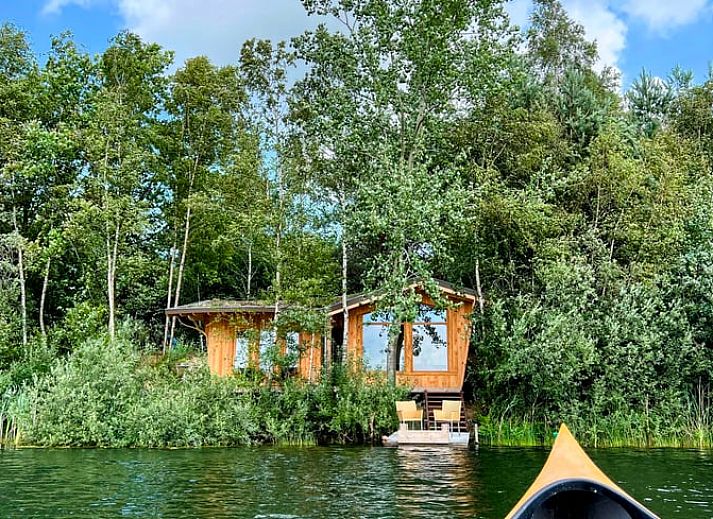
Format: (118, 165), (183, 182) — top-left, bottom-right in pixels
(7, 335), (408, 447)
(473, 257), (713, 447)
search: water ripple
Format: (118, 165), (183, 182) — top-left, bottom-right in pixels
(0, 445), (712, 517)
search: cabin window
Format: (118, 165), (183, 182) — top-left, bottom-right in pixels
(362, 312), (404, 371)
(259, 329), (276, 371)
(285, 331), (300, 369)
(412, 305), (448, 371)
(235, 332), (250, 369)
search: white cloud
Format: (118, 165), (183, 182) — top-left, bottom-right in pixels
(562, 0), (627, 73)
(41, 0), (93, 16)
(41, 0), (322, 67)
(117, 0), (324, 67)
(620, 0), (711, 33)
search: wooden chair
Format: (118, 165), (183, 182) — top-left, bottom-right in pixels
(433, 400), (461, 432)
(396, 400), (423, 430)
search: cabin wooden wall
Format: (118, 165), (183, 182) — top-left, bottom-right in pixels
(203, 313), (322, 381)
(298, 332), (322, 383)
(205, 317), (235, 377)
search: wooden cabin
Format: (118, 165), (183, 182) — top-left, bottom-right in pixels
(165, 301), (322, 381)
(167, 280), (475, 393)
(327, 280), (475, 393)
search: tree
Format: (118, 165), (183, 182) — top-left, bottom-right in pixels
(240, 39), (295, 322)
(32, 35), (92, 336)
(526, 0), (597, 84)
(627, 69), (673, 137)
(296, 0), (510, 381)
(0, 23), (38, 347)
(74, 32), (171, 339)
(162, 56), (245, 350)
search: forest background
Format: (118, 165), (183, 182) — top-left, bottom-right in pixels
(2, 0), (713, 447)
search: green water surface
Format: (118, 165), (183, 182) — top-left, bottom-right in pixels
(1, 445), (711, 518)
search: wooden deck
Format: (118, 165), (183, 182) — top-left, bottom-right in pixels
(383, 424), (471, 447)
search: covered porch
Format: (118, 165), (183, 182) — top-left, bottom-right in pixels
(165, 300), (322, 381)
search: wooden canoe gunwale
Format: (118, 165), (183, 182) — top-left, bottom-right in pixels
(507, 479), (658, 519)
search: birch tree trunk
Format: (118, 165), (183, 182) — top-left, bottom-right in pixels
(169, 149), (201, 348)
(11, 208), (27, 346)
(272, 105), (284, 328)
(169, 203), (191, 348)
(475, 259), (485, 315)
(246, 241), (252, 298)
(107, 219), (120, 340)
(386, 323), (401, 385)
(338, 189), (349, 362)
(162, 240), (176, 352)
(106, 235), (115, 340)
(39, 256), (51, 337)
(340, 232), (349, 362)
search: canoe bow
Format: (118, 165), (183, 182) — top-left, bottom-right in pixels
(505, 424), (659, 519)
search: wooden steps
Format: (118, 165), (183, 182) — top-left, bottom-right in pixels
(415, 391), (468, 432)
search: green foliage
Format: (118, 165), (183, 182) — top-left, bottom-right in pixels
(627, 69), (673, 137)
(526, 0), (597, 82)
(474, 256), (713, 447)
(311, 362), (408, 443)
(4, 0), (713, 449)
(47, 302), (107, 353)
(4, 335), (406, 447)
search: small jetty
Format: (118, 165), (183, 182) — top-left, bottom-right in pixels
(383, 392), (475, 447)
(383, 425), (471, 447)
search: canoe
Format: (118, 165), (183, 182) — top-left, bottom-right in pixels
(505, 424), (659, 519)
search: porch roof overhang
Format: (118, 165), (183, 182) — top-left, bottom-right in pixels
(166, 280), (476, 319)
(165, 300), (285, 316)
(325, 279), (477, 316)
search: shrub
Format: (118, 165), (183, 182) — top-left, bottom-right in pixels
(8, 336), (408, 447)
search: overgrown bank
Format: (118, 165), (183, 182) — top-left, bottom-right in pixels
(0, 336), (407, 448)
(4, 0), (713, 451)
(470, 246), (713, 449)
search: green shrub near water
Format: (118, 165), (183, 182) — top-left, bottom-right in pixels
(2, 334), (407, 447)
(472, 256), (713, 448)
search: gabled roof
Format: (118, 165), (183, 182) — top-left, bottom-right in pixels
(326, 279), (477, 316)
(165, 300), (284, 316)
(166, 280), (477, 318)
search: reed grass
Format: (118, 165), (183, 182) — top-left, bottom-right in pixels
(478, 415), (713, 448)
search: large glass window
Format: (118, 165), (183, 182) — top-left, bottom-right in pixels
(285, 331), (300, 369)
(259, 330), (276, 372)
(235, 332), (250, 369)
(412, 305), (448, 371)
(362, 312), (404, 371)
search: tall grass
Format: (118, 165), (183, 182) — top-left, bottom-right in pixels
(0, 335), (408, 448)
(478, 406), (713, 448)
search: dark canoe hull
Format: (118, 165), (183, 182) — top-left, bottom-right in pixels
(508, 478), (658, 519)
(505, 424), (659, 519)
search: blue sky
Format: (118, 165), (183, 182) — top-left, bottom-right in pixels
(1, 0), (712, 89)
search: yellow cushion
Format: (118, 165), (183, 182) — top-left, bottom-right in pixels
(434, 400), (461, 421)
(396, 401), (422, 422)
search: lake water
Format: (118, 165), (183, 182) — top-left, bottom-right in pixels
(1, 445), (712, 518)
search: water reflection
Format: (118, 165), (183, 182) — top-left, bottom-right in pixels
(1, 445), (713, 518)
(393, 446), (478, 517)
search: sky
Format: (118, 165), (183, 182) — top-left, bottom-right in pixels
(1, 0), (712, 89)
